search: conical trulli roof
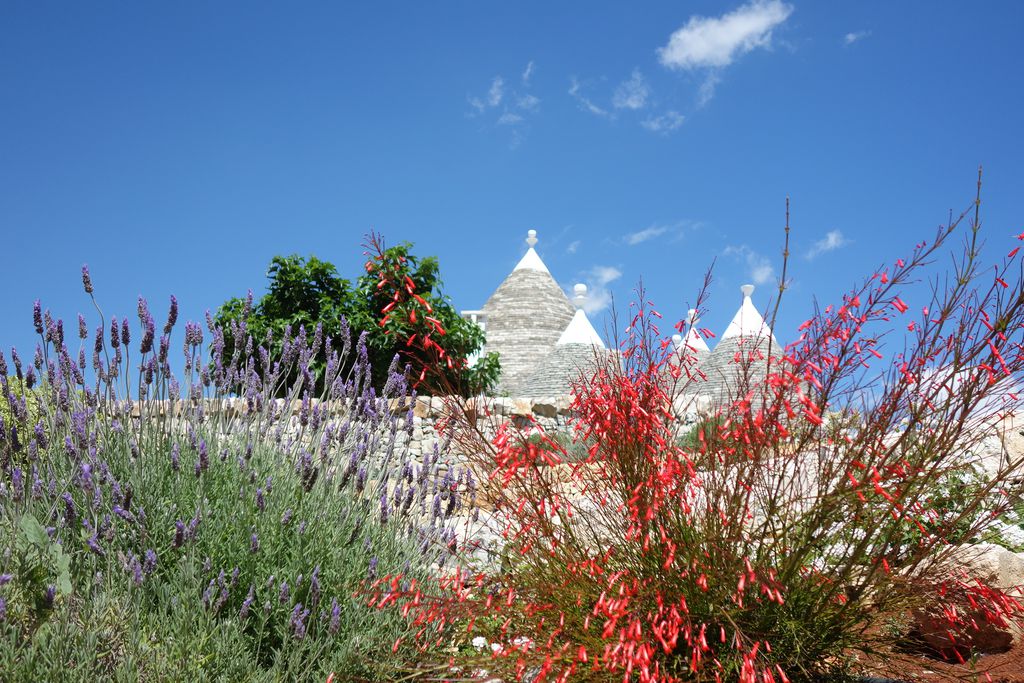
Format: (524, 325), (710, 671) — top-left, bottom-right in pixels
(520, 284), (608, 396)
(668, 309), (712, 399)
(697, 284), (779, 407)
(482, 230), (575, 393)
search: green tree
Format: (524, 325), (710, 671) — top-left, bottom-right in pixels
(215, 236), (499, 396)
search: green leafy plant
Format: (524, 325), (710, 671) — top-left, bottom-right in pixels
(215, 236), (500, 396)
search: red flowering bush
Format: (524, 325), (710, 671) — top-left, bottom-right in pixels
(371, 182), (1024, 681)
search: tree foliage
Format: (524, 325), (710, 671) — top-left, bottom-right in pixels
(215, 237), (499, 396)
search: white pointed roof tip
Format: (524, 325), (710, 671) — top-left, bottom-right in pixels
(557, 308), (605, 348)
(572, 283), (588, 309)
(721, 283), (775, 340)
(513, 229), (550, 273)
(679, 308), (710, 353)
(684, 327), (711, 353)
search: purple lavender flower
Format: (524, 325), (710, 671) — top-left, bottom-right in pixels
(33, 300), (43, 335)
(173, 520), (185, 548)
(81, 265), (94, 294)
(43, 585), (55, 608)
(0, 597), (5, 622)
(43, 310), (54, 342)
(110, 317), (120, 349)
(129, 555), (143, 586)
(158, 334), (169, 364)
(329, 598), (341, 634)
(164, 295), (178, 335)
(250, 533), (260, 553)
(239, 584), (255, 619)
(169, 443), (180, 472)
(380, 493), (389, 524)
(77, 313), (88, 340)
(184, 321), (203, 348)
(197, 440), (209, 474)
(113, 505), (135, 524)
(255, 488), (265, 512)
(280, 508), (293, 526)
(0, 574), (12, 586)
(299, 451), (317, 492)
(61, 492), (76, 524)
(290, 603), (310, 640)
(367, 556), (378, 581)
(278, 581), (289, 604)
(83, 527), (104, 555)
(24, 366), (35, 390)
(143, 549), (157, 575)
(202, 579), (215, 609)
(11, 469), (22, 502)
(120, 319), (130, 347)
(140, 313), (155, 355)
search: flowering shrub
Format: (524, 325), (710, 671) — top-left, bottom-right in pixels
(0, 266), (475, 679)
(374, 184), (1024, 681)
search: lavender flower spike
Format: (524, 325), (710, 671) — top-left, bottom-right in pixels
(81, 265), (94, 294)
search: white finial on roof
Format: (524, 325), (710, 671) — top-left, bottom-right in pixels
(683, 308), (711, 353)
(572, 283), (588, 309)
(513, 229), (550, 273)
(557, 283), (605, 347)
(722, 283), (772, 340)
(672, 333), (684, 350)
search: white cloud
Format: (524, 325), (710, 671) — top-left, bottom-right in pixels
(612, 69), (650, 110)
(577, 265), (623, 314)
(641, 110), (685, 133)
(806, 229), (849, 259)
(844, 30), (870, 46)
(658, 0), (793, 70)
(590, 265), (623, 285)
(696, 72), (721, 108)
(569, 77), (614, 118)
(566, 240), (581, 254)
(624, 226), (669, 245)
(488, 77), (504, 106)
(467, 68), (540, 145)
(497, 112), (523, 126)
(468, 76), (506, 113)
(724, 245), (775, 285)
(517, 94), (540, 111)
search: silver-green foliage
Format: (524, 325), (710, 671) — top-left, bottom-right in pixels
(0, 288), (476, 681)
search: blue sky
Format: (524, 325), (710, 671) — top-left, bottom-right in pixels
(2, 1), (1023, 365)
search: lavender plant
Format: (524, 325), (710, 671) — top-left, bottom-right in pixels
(0, 271), (476, 680)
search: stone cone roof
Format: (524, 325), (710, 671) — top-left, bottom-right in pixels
(520, 286), (607, 396)
(690, 285), (779, 407)
(482, 232), (574, 393)
(518, 342), (609, 396)
(665, 311), (712, 399)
